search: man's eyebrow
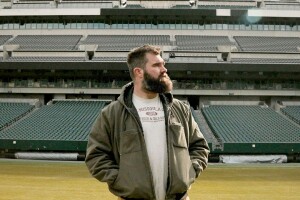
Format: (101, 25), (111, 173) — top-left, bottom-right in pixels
(152, 61), (165, 66)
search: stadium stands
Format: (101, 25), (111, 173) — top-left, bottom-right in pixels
(11, 0), (114, 9)
(0, 100), (108, 151)
(202, 105), (300, 153)
(58, 2), (113, 8)
(6, 56), (86, 62)
(230, 58), (300, 64)
(80, 35), (171, 51)
(1, 77), (299, 91)
(202, 105), (300, 143)
(122, 4), (144, 9)
(281, 106), (300, 125)
(0, 35), (12, 46)
(175, 35), (235, 51)
(234, 36), (300, 52)
(6, 35), (82, 51)
(0, 102), (35, 130)
(265, 2), (300, 10)
(12, 3), (52, 9)
(197, 0), (257, 8)
(92, 57), (127, 62)
(192, 108), (221, 151)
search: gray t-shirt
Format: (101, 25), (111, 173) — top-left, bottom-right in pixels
(133, 94), (168, 200)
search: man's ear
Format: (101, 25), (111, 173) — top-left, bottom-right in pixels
(133, 67), (143, 78)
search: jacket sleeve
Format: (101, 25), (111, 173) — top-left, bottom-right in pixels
(187, 107), (210, 178)
(85, 108), (119, 185)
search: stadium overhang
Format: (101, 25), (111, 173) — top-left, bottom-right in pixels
(2, 62), (300, 73)
(0, 9), (101, 16)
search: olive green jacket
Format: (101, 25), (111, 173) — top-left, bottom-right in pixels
(85, 82), (209, 200)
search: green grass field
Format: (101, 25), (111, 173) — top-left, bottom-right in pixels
(0, 159), (299, 200)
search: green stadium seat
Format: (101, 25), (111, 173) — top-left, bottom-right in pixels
(0, 101), (108, 144)
(202, 105), (300, 143)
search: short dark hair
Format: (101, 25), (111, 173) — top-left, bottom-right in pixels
(127, 45), (161, 80)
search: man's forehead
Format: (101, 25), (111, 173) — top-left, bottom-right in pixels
(146, 53), (164, 63)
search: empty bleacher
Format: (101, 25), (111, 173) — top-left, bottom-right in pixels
(58, 2), (113, 8)
(0, 102), (35, 130)
(230, 58), (300, 64)
(192, 109), (213, 143)
(11, 0), (113, 9)
(264, 2), (300, 10)
(6, 35), (82, 51)
(197, 0), (257, 9)
(0, 35), (12, 46)
(123, 4), (144, 9)
(6, 56), (85, 62)
(3, 34), (300, 55)
(1, 100), (299, 154)
(0, 100), (108, 151)
(281, 106), (300, 125)
(12, 3), (52, 9)
(202, 105), (300, 153)
(92, 57), (127, 62)
(234, 36), (300, 52)
(81, 35), (171, 51)
(175, 35), (235, 51)
(192, 108), (222, 151)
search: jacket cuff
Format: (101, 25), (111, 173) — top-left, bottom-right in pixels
(192, 161), (201, 178)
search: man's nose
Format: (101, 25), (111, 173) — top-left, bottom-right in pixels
(161, 64), (167, 73)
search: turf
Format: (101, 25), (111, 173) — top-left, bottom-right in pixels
(193, 163), (300, 200)
(0, 159), (299, 200)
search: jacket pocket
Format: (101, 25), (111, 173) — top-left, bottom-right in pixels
(172, 123), (188, 149)
(109, 129), (153, 199)
(119, 129), (141, 155)
(170, 123), (196, 193)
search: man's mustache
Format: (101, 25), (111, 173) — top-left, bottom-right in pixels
(159, 74), (170, 80)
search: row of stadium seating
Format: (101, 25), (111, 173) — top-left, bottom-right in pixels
(0, 100), (107, 142)
(0, 35), (12, 46)
(233, 36), (300, 52)
(83, 35), (170, 45)
(174, 35), (233, 51)
(2, 35), (300, 52)
(12, 2), (113, 9)
(1, 22), (298, 31)
(5, 56), (300, 64)
(191, 108), (219, 151)
(202, 105), (300, 143)
(0, 102), (35, 130)
(1, 79), (299, 90)
(4, 57), (300, 64)
(12, 0), (293, 9)
(230, 58), (300, 64)
(0, 101), (300, 153)
(281, 106), (300, 125)
(11, 4), (256, 9)
(6, 35), (82, 51)
(6, 57), (86, 62)
(9, 0), (299, 9)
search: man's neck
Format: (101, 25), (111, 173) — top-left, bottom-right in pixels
(133, 86), (158, 99)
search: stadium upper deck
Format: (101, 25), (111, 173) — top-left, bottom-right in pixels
(1, 0), (300, 103)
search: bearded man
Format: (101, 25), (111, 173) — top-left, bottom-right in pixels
(85, 45), (209, 200)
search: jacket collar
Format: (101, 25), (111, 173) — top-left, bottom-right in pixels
(118, 81), (173, 109)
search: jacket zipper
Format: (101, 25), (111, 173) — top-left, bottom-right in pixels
(126, 106), (156, 200)
(165, 106), (172, 199)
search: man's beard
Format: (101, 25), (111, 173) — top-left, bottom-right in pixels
(142, 70), (173, 93)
